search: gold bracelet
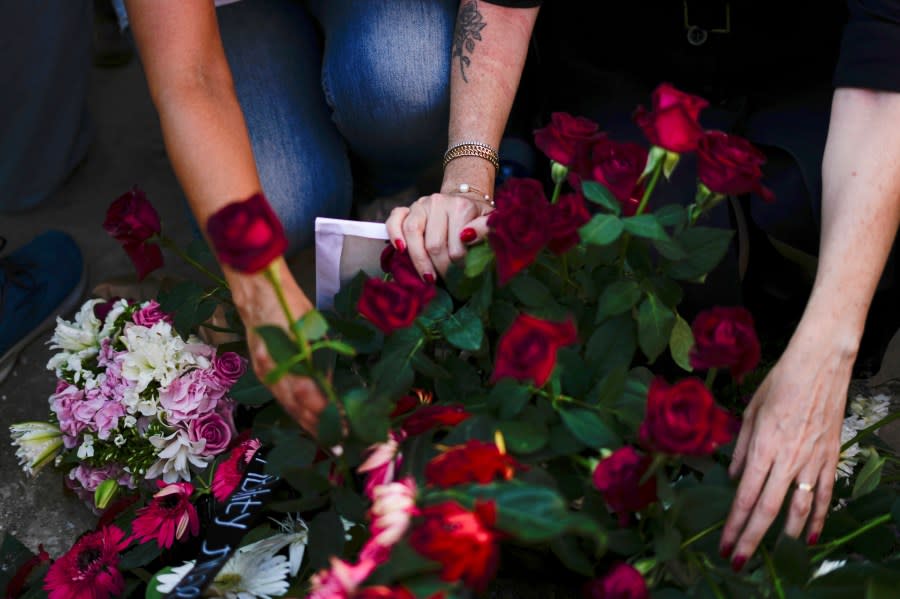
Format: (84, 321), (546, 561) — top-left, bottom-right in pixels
(443, 141), (500, 171)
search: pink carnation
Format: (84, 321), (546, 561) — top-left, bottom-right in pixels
(158, 369), (219, 423)
(50, 382), (87, 446)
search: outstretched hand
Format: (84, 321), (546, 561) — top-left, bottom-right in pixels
(385, 191), (493, 280)
(231, 263), (327, 435)
(720, 323), (855, 568)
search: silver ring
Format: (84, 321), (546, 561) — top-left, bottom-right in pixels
(796, 482), (814, 493)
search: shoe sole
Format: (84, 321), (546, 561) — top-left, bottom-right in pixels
(0, 264), (88, 386)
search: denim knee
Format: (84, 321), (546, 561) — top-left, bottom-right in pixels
(317, 0), (456, 188)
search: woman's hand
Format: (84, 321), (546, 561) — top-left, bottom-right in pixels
(385, 189), (493, 280)
(229, 260), (327, 435)
(719, 320), (856, 569)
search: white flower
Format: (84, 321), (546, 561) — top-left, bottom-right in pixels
(145, 429), (210, 483)
(120, 321), (190, 393)
(48, 299), (102, 353)
(9, 422), (63, 476)
(114, 434), (126, 447)
(836, 421), (861, 481)
(77, 434), (95, 459)
(123, 415), (137, 428)
(811, 559), (846, 579)
(252, 515), (310, 576)
(98, 298), (130, 339)
(156, 547), (291, 598)
(848, 393), (892, 429)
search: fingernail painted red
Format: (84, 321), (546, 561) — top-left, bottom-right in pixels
(459, 227), (477, 243)
(807, 533), (819, 546)
(394, 240), (406, 253)
(719, 544), (733, 559)
(424, 273), (435, 284)
(731, 555), (747, 572)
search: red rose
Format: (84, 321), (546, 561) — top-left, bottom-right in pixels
(634, 83), (708, 153)
(401, 404), (471, 436)
(546, 192), (591, 254)
(355, 587), (416, 599)
(380, 244), (436, 303)
(103, 186), (164, 280)
(488, 178), (551, 284)
(690, 306), (761, 382)
(425, 440), (520, 488)
(697, 131), (775, 202)
(357, 278), (423, 335)
(205, 193), (288, 273)
(409, 501), (500, 592)
(492, 313), (578, 387)
(583, 563), (649, 599)
(534, 112), (602, 167)
(589, 139), (649, 216)
(592, 446), (657, 526)
(639, 377), (735, 456)
(103, 186), (161, 243)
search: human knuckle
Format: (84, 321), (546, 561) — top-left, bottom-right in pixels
(760, 498), (782, 519)
(735, 494), (757, 512)
(448, 247), (467, 261)
(426, 243), (444, 257)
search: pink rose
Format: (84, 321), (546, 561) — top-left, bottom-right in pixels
(212, 351), (246, 387)
(188, 412), (233, 457)
(132, 300), (173, 327)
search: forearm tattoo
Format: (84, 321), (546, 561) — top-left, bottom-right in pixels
(453, 0), (486, 83)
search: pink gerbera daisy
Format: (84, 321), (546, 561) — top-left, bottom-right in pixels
(132, 482), (199, 549)
(44, 525), (129, 599)
(212, 438), (262, 502)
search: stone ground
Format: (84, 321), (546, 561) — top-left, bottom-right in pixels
(1, 50), (899, 560)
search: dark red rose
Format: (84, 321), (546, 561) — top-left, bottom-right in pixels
(546, 192), (591, 254)
(534, 112), (602, 167)
(492, 313), (578, 387)
(638, 377), (735, 456)
(380, 244), (436, 303)
(488, 179), (551, 284)
(589, 139), (649, 216)
(634, 83), (708, 153)
(409, 501), (500, 592)
(592, 446), (657, 526)
(103, 186), (165, 280)
(697, 131), (775, 202)
(401, 404), (471, 436)
(205, 193), (288, 273)
(690, 306), (761, 382)
(357, 278), (422, 335)
(122, 240), (164, 281)
(390, 394), (421, 418)
(103, 186), (161, 244)
(583, 563), (649, 599)
(425, 440), (520, 488)
(355, 587), (416, 599)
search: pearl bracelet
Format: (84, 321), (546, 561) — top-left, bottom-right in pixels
(450, 183), (494, 207)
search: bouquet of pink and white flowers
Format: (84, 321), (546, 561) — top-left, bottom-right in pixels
(10, 296), (246, 506)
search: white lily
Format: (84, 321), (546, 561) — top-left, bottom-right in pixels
(9, 421), (63, 476)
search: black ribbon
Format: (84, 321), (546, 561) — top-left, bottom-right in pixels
(165, 447), (281, 598)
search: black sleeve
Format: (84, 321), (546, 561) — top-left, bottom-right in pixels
(834, 0), (900, 92)
(481, 0), (542, 7)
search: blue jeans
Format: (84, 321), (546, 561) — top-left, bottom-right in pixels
(216, 0), (456, 253)
(0, 0), (93, 213)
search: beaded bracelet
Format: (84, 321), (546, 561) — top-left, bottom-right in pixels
(443, 141), (500, 171)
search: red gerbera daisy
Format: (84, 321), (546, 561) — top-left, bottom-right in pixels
(44, 525), (129, 599)
(131, 481), (199, 549)
(212, 438), (262, 502)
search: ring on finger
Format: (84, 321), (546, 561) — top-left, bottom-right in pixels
(795, 481), (815, 493)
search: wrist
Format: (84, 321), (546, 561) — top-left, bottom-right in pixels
(224, 258), (310, 318)
(441, 156), (496, 194)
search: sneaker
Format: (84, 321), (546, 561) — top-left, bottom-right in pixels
(0, 231), (87, 384)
